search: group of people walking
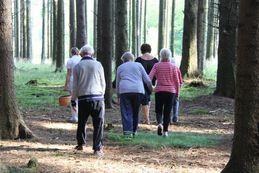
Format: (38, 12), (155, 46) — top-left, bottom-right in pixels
(64, 44), (182, 156)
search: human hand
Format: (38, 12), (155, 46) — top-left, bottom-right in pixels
(71, 100), (77, 111)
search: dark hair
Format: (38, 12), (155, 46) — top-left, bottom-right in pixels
(71, 47), (79, 55)
(141, 44), (151, 54)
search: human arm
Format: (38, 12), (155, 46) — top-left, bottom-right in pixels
(140, 65), (152, 93)
(64, 69), (72, 91)
(99, 64), (106, 95)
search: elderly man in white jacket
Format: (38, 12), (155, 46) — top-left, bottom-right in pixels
(71, 45), (106, 157)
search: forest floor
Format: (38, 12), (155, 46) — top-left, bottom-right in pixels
(0, 63), (234, 173)
(0, 95), (234, 173)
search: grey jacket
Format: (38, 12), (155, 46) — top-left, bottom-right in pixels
(72, 57), (106, 101)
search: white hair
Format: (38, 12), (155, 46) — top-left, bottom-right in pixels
(160, 48), (172, 61)
(80, 44), (94, 56)
(121, 52), (134, 62)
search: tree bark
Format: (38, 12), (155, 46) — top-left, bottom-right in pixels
(41, 0), (46, 64)
(197, 0), (207, 75)
(131, 0), (136, 56)
(98, 0), (113, 108)
(14, 0), (20, 59)
(69, 0), (76, 48)
(214, 0), (238, 98)
(170, 0), (175, 56)
(0, 0), (33, 139)
(55, 0), (64, 72)
(206, 0), (215, 60)
(52, 0), (57, 64)
(19, 0), (25, 59)
(143, 0), (147, 43)
(115, 0), (128, 69)
(93, 0), (98, 51)
(76, 0), (87, 48)
(180, 0), (199, 77)
(158, 0), (166, 55)
(26, 0), (32, 60)
(221, 0), (259, 172)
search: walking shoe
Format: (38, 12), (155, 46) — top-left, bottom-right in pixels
(94, 149), (104, 157)
(157, 124), (163, 136)
(163, 131), (168, 137)
(68, 116), (78, 123)
(74, 145), (83, 150)
(172, 116), (178, 123)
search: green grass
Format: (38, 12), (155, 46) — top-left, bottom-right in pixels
(180, 83), (215, 101)
(189, 108), (210, 115)
(15, 62), (66, 109)
(108, 131), (221, 149)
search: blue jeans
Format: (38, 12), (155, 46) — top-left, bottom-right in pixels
(120, 93), (142, 135)
(170, 97), (180, 122)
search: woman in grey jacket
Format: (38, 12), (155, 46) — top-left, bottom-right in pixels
(116, 52), (152, 137)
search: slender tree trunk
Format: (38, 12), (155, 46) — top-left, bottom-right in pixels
(115, 0), (128, 69)
(26, 0), (32, 60)
(128, 0), (131, 49)
(19, 0), (24, 58)
(49, 0), (53, 60)
(55, 0), (64, 72)
(93, 0), (98, 51)
(158, 0), (166, 55)
(143, 0), (147, 43)
(98, 0), (113, 108)
(180, 0), (199, 77)
(221, 0), (259, 172)
(197, 0), (207, 75)
(214, 0), (239, 98)
(52, 0), (57, 64)
(14, 0), (20, 59)
(131, 0), (136, 56)
(85, 0), (88, 44)
(22, 0), (27, 59)
(136, 0), (141, 56)
(70, 0), (76, 48)
(76, 0), (87, 48)
(170, 0), (175, 56)
(41, 0), (46, 64)
(206, 0), (215, 60)
(0, 0), (33, 139)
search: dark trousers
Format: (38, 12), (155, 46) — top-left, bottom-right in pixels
(77, 100), (104, 151)
(155, 92), (175, 132)
(120, 93), (142, 135)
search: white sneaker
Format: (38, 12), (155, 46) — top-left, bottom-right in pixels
(68, 116), (78, 123)
(163, 131), (168, 137)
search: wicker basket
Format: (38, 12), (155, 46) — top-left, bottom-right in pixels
(59, 95), (71, 107)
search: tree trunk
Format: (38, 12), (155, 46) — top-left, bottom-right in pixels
(19, 0), (24, 59)
(197, 0), (207, 75)
(52, 0), (57, 64)
(136, 0), (140, 56)
(221, 0), (259, 172)
(206, 0), (215, 60)
(115, 0), (128, 69)
(180, 0), (199, 77)
(85, 0), (88, 44)
(41, 0), (46, 64)
(131, 0), (136, 56)
(55, 0), (64, 72)
(170, 0), (175, 56)
(0, 0), (33, 139)
(22, 0), (27, 59)
(76, 0), (87, 48)
(98, 0), (113, 108)
(49, 0), (53, 60)
(14, 0), (20, 59)
(158, 0), (166, 55)
(26, 0), (32, 60)
(93, 0), (98, 51)
(143, 0), (147, 43)
(69, 0), (76, 48)
(214, 0), (238, 98)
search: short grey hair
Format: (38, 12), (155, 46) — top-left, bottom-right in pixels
(121, 52), (134, 62)
(160, 48), (172, 61)
(80, 44), (94, 56)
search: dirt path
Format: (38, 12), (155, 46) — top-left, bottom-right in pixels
(0, 95), (234, 173)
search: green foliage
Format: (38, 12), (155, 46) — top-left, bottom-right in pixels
(15, 62), (66, 109)
(108, 131), (221, 149)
